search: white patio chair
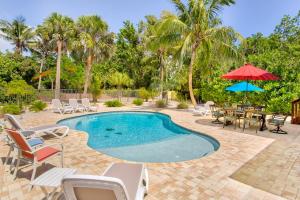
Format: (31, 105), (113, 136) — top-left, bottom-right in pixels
(4, 114), (69, 139)
(52, 99), (74, 114)
(62, 163), (149, 200)
(69, 99), (85, 112)
(193, 101), (215, 116)
(81, 98), (97, 112)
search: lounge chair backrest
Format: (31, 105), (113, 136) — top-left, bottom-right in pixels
(204, 101), (214, 109)
(6, 129), (32, 152)
(69, 99), (78, 108)
(52, 99), (63, 108)
(82, 98), (90, 107)
(62, 175), (130, 200)
(271, 114), (288, 125)
(4, 114), (24, 130)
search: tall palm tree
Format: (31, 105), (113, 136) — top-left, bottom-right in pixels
(30, 25), (54, 90)
(0, 16), (35, 54)
(143, 16), (166, 98)
(144, 15), (179, 99)
(158, 0), (239, 107)
(75, 15), (114, 95)
(44, 13), (74, 98)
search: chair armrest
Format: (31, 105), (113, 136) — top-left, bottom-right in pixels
(31, 143), (63, 154)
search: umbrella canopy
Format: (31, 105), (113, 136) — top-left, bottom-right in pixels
(226, 81), (264, 92)
(222, 63), (279, 80)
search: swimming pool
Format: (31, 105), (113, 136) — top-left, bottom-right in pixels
(58, 112), (219, 162)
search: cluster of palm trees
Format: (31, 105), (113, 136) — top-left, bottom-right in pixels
(145, 0), (240, 106)
(0, 13), (114, 98)
(0, 0), (239, 106)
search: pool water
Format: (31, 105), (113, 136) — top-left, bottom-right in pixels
(58, 112), (219, 162)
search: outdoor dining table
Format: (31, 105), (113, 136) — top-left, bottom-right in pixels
(242, 109), (268, 131)
(223, 107), (267, 131)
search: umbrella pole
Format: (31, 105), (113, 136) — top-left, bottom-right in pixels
(245, 81), (248, 105)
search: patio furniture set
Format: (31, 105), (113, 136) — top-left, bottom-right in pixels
(194, 102), (288, 134)
(52, 98), (97, 114)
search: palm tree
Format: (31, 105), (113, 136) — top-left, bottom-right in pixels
(29, 25), (54, 90)
(143, 15), (169, 99)
(75, 15), (114, 95)
(43, 13), (74, 98)
(158, 0), (239, 107)
(109, 72), (133, 100)
(0, 16), (34, 54)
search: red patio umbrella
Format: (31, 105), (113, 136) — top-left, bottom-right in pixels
(222, 63), (279, 80)
(222, 63), (279, 104)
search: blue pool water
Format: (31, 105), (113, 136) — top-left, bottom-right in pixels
(58, 112), (219, 162)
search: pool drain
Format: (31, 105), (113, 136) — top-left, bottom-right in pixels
(106, 128), (114, 131)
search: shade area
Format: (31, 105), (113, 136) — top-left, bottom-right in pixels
(226, 81), (264, 92)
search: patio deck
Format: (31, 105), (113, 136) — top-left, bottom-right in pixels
(0, 104), (299, 200)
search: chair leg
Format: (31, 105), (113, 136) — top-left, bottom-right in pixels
(13, 151), (21, 179)
(9, 148), (17, 172)
(29, 163), (37, 191)
(234, 120), (237, 129)
(60, 152), (64, 167)
(4, 146), (15, 172)
(270, 125), (287, 134)
(4, 145), (13, 167)
(143, 168), (149, 195)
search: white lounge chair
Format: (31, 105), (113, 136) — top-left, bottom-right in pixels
(69, 99), (85, 112)
(4, 114), (69, 139)
(52, 99), (74, 114)
(81, 98), (97, 112)
(62, 163), (149, 200)
(193, 101), (215, 116)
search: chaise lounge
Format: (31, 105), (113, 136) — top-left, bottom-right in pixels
(62, 163), (149, 200)
(4, 114), (69, 139)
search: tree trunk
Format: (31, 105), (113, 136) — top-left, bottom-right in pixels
(189, 47), (197, 108)
(38, 58), (44, 91)
(159, 50), (164, 99)
(51, 79), (54, 90)
(55, 40), (62, 99)
(83, 54), (93, 95)
(15, 42), (21, 55)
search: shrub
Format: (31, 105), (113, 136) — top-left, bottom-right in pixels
(138, 88), (151, 101)
(104, 100), (123, 107)
(29, 100), (47, 112)
(6, 79), (36, 105)
(155, 100), (167, 108)
(133, 98), (143, 106)
(177, 102), (189, 109)
(1, 104), (22, 115)
(90, 76), (102, 102)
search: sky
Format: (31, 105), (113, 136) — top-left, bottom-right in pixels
(0, 0), (299, 51)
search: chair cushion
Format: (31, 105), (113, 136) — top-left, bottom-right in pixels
(28, 138), (44, 147)
(23, 147), (60, 162)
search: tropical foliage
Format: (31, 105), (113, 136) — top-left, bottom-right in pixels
(0, 16), (35, 54)
(0, 4), (299, 114)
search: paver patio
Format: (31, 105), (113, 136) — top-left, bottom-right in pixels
(0, 104), (298, 200)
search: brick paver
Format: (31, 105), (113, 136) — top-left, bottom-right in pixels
(0, 104), (295, 200)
